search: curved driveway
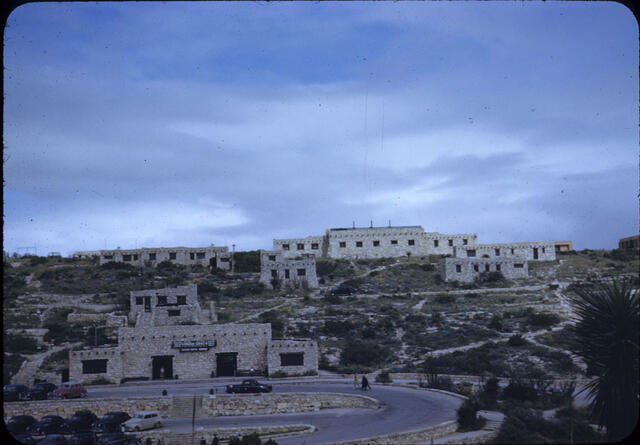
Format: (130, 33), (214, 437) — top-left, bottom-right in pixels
(89, 381), (462, 444)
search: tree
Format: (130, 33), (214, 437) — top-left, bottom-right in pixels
(569, 279), (639, 441)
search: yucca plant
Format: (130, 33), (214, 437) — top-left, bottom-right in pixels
(569, 279), (639, 441)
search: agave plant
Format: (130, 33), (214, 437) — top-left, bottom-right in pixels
(569, 279), (639, 441)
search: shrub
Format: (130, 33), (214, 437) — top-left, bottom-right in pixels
(233, 251), (261, 273)
(527, 312), (562, 328)
(434, 295), (454, 304)
(456, 397), (485, 431)
(488, 314), (504, 331)
(341, 338), (396, 368)
(3, 333), (40, 354)
(3, 353), (25, 385)
(375, 371), (392, 383)
(270, 371), (288, 378)
(502, 378), (538, 402)
(478, 376), (500, 409)
(477, 271), (505, 284)
(507, 334), (527, 347)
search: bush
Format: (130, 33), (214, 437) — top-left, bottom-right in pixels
(477, 271), (506, 284)
(3, 353), (25, 385)
(3, 333), (40, 354)
(502, 378), (538, 402)
(341, 338), (396, 368)
(233, 251), (261, 273)
(527, 312), (562, 328)
(456, 397), (485, 431)
(478, 376), (500, 409)
(434, 295), (454, 304)
(507, 334), (528, 347)
(375, 371), (392, 383)
(270, 371), (288, 378)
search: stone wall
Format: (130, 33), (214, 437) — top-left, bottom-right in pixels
(268, 339), (318, 376)
(440, 257), (529, 283)
(423, 233), (479, 256)
(259, 251), (319, 289)
(98, 246), (230, 269)
(474, 242), (556, 261)
(70, 346), (122, 385)
(272, 236), (326, 259)
(129, 284), (203, 327)
(66, 313), (127, 327)
(326, 226), (429, 259)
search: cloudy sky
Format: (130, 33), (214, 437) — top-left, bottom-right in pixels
(3, 1), (638, 256)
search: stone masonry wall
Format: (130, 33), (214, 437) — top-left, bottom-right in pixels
(268, 339), (318, 376)
(474, 242), (556, 261)
(129, 284), (202, 327)
(326, 226), (428, 259)
(66, 313), (127, 327)
(70, 347), (122, 385)
(440, 257), (529, 283)
(259, 251), (319, 289)
(98, 246), (230, 269)
(272, 236), (325, 259)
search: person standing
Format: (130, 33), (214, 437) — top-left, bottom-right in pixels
(353, 374), (359, 389)
(361, 375), (370, 391)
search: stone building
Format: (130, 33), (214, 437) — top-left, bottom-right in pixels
(259, 251), (319, 289)
(69, 285), (318, 383)
(439, 257), (529, 283)
(619, 235), (640, 250)
(554, 241), (573, 253)
(91, 245), (232, 269)
(464, 242), (556, 261)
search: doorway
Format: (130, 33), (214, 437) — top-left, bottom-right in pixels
(216, 352), (237, 377)
(152, 356), (174, 380)
(533, 248), (539, 260)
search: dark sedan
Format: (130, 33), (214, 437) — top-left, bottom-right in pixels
(3, 383), (30, 402)
(25, 382), (58, 401)
(66, 411), (98, 434)
(6, 415), (37, 434)
(330, 285), (357, 296)
(226, 379), (272, 394)
(31, 415), (71, 436)
(92, 412), (131, 433)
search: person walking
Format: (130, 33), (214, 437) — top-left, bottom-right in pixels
(353, 374), (359, 389)
(211, 434), (219, 445)
(361, 375), (371, 391)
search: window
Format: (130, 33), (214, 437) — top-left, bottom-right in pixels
(136, 297), (143, 305)
(133, 254), (138, 261)
(190, 252), (195, 260)
(168, 309), (180, 317)
(448, 239), (453, 247)
(157, 296), (167, 306)
(495, 248), (500, 256)
(282, 244), (290, 250)
(485, 264), (490, 272)
(82, 359), (107, 374)
(542, 247), (546, 253)
(169, 252), (176, 260)
(511, 248), (515, 255)
(455, 264), (462, 273)
(408, 239), (415, 246)
(373, 240), (380, 247)
(149, 253), (156, 261)
(280, 353), (304, 366)
(467, 250), (476, 257)
(473, 264), (479, 272)
(123, 255), (132, 262)
(297, 243), (304, 250)
(514, 263), (524, 268)
(496, 264), (501, 271)
(339, 242), (346, 248)
(220, 257), (230, 262)
(391, 240), (398, 245)
(103, 255), (113, 260)
(284, 269), (290, 279)
(297, 268), (306, 276)
(311, 243), (319, 250)
(356, 241), (363, 247)
(177, 295), (186, 305)
(463, 239), (468, 245)
(271, 269), (278, 278)
(268, 255), (276, 261)
(433, 240), (439, 247)
(196, 252), (205, 259)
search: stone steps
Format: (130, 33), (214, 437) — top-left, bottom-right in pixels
(171, 395), (202, 418)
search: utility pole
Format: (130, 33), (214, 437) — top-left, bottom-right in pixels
(231, 244), (235, 274)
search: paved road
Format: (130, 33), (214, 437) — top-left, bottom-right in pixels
(90, 381), (462, 444)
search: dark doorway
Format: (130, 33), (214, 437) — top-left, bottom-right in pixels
(60, 368), (69, 383)
(209, 257), (217, 269)
(533, 248), (539, 260)
(144, 296), (151, 312)
(216, 353), (237, 377)
(152, 356), (173, 380)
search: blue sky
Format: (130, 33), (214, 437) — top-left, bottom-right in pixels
(3, 1), (638, 255)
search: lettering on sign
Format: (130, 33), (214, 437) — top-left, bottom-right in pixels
(172, 340), (216, 352)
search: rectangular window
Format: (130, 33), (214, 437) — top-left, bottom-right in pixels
(495, 248), (500, 256)
(136, 297), (143, 305)
(356, 241), (363, 247)
(220, 257), (230, 262)
(408, 239), (415, 246)
(177, 295), (186, 305)
(511, 248), (515, 255)
(390, 240), (398, 245)
(448, 239), (453, 247)
(514, 263), (524, 268)
(168, 309), (180, 317)
(149, 253), (156, 261)
(133, 254), (138, 261)
(297, 268), (306, 276)
(284, 269), (290, 279)
(82, 359), (107, 374)
(455, 264), (462, 273)
(542, 247), (546, 254)
(496, 264), (501, 272)
(373, 240), (380, 247)
(297, 243), (304, 250)
(282, 244), (290, 251)
(473, 264), (479, 272)
(433, 240), (439, 247)
(463, 239), (468, 245)
(467, 250), (476, 257)
(157, 296), (167, 306)
(268, 255), (276, 261)
(271, 269), (278, 278)
(485, 264), (490, 272)
(103, 255), (113, 260)
(122, 255), (132, 262)
(169, 252), (177, 260)
(339, 242), (346, 248)
(196, 252), (205, 259)
(311, 243), (319, 250)
(190, 252), (195, 260)
(280, 352), (304, 366)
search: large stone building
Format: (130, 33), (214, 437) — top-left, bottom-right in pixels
(73, 245), (233, 270)
(619, 235), (640, 250)
(440, 257), (529, 283)
(69, 285), (318, 383)
(259, 251), (319, 289)
(273, 225), (556, 261)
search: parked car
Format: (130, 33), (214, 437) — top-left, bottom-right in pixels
(67, 432), (98, 445)
(25, 382), (58, 400)
(31, 415), (71, 435)
(96, 432), (140, 445)
(3, 383), (30, 402)
(66, 410), (98, 433)
(6, 415), (37, 434)
(35, 434), (68, 445)
(11, 433), (37, 444)
(226, 379), (272, 394)
(330, 285), (357, 296)
(48, 381), (87, 399)
(92, 412), (131, 433)
(121, 411), (162, 432)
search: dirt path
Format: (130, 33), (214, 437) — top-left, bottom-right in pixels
(11, 342), (82, 386)
(411, 285), (548, 310)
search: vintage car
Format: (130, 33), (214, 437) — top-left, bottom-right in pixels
(330, 285), (358, 296)
(25, 381), (57, 400)
(121, 411), (162, 432)
(66, 410), (99, 433)
(226, 379), (272, 394)
(6, 415), (37, 434)
(48, 381), (87, 399)
(3, 383), (30, 402)
(30, 415), (71, 435)
(92, 411), (131, 433)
